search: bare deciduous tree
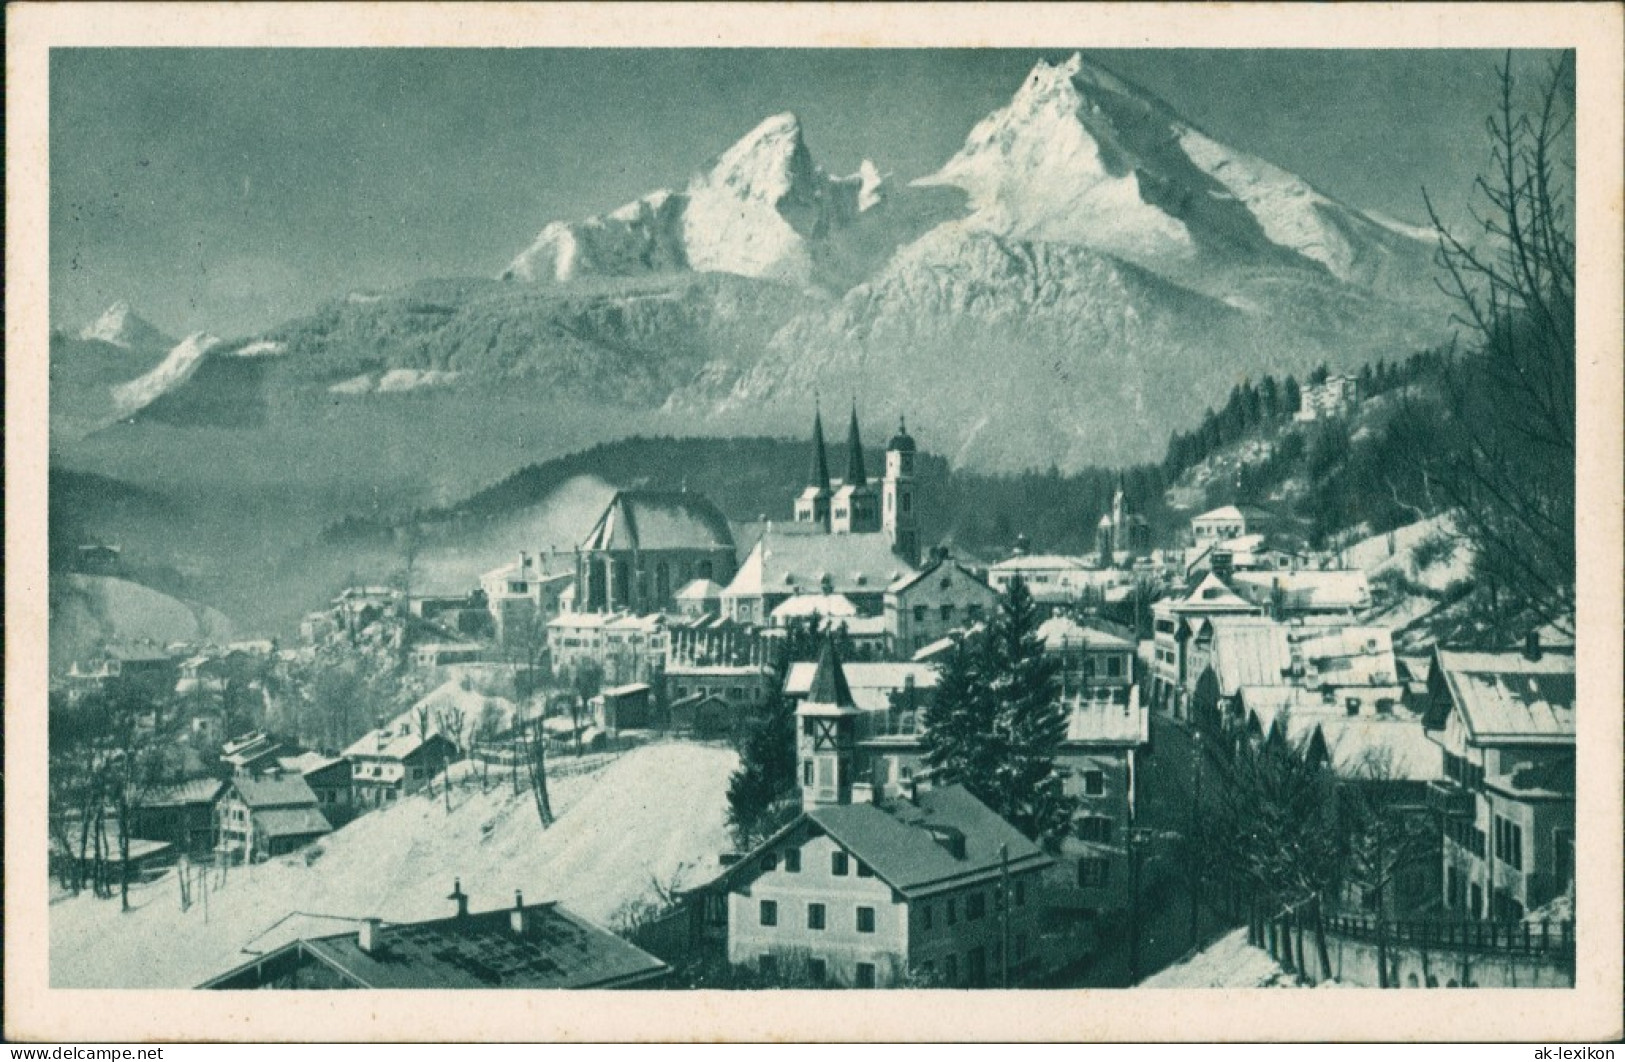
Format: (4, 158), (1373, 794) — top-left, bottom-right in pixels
(1423, 52), (1575, 634)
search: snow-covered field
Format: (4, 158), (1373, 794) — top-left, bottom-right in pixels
(50, 740), (738, 987)
(1140, 928), (1296, 989)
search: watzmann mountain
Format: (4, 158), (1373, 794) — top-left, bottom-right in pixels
(71, 54), (1449, 471)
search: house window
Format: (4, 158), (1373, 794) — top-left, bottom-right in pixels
(1082, 770), (1105, 796)
(759, 900), (778, 927)
(946, 898), (958, 925)
(803, 760), (814, 786)
(921, 903), (933, 931)
(762, 852), (778, 873)
(1076, 815), (1113, 844)
(968, 604), (984, 621)
(1494, 815), (1524, 870)
(832, 851), (850, 876)
(966, 893), (986, 921)
(784, 848), (801, 873)
(855, 962), (877, 989)
(807, 958), (827, 985)
(940, 604), (953, 622)
(856, 860), (873, 878)
(1077, 858), (1110, 888)
(913, 606), (927, 623)
(1107, 656), (1124, 678)
(857, 906), (876, 933)
(807, 903), (826, 930)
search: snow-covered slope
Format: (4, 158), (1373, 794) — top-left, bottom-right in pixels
(50, 741), (737, 987)
(49, 574), (234, 672)
(77, 301), (174, 353)
(503, 113), (889, 286)
(110, 332), (221, 416)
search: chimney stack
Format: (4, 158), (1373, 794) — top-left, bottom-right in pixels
(448, 878), (468, 920)
(1524, 631), (1542, 662)
(358, 917), (384, 955)
(509, 890), (528, 935)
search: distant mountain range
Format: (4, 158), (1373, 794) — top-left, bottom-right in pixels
(57, 53), (1450, 472)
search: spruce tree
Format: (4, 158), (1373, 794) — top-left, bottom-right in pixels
(922, 634), (1003, 798)
(725, 682), (798, 847)
(924, 577), (1075, 848)
(985, 575), (1075, 848)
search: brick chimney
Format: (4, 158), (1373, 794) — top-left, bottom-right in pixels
(509, 890), (528, 935)
(1524, 631), (1542, 662)
(358, 917), (384, 955)
(448, 878), (468, 920)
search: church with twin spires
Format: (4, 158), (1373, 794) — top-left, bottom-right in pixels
(793, 402), (919, 567)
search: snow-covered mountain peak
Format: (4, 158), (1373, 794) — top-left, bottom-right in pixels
(917, 51), (1438, 289)
(506, 111), (895, 287)
(701, 111), (815, 203)
(78, 301), (174, 352)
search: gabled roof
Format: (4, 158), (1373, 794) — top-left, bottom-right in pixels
(579, 490), (734, 553)
(724, 530), (914, 599)
(1433, 647), (1575, 745)
(343, 725), (457, 762)
(771, 593), (858, 621)
(1232, 570), (1371, 612)
(138, 777), (226, 808)
(887, 558), (993, 596)
(1195, 505), (1244, 523)
(253, 806), (333, 839)
(200, 900), (668, 990)
(988, 554), (1090, 573)
(715, 786), (1051, 901)
(230, 775), (320, 809)
(674, 578), (724, 601)
(785, 660), (938, 713)
(1169, 573), (1260, 615)
(1037, 615), (1136, 653)
(1297, 716), (1444, 782)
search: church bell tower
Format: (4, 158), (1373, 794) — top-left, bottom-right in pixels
(883, 416), (919, 566)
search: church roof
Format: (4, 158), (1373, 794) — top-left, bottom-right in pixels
(808, 408), (831, 491)
(844, 405), (868, 487)
(888, 415), (916, 454)
(579, 491), (734, 553)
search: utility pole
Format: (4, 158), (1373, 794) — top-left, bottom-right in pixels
(999, 843), (1011, 989)
(1188, 729), (1203, 950)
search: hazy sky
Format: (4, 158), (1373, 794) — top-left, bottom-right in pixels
(50, 48), (1550, 338)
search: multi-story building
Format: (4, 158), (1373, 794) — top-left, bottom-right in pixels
(344, 721), (460, 808)
(885, 557), (998, 657)
(480, 552), (573, 643)
(1424, 637), (1575, 922)
(1148, 573), (1263, 717)
(214, 776), (331, 864)
(701, 641), (1052, 987)
(1190, 505), (1247, 545)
